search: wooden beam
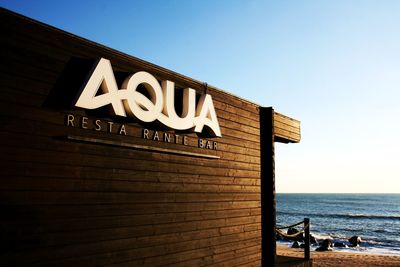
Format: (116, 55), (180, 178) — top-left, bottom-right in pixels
(260, 108), (301, 266)
(273, 112), (301, 143)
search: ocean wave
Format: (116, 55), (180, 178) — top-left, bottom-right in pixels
(278, 211), (400, 220)
(310, 233), (333, 240)
(346, 213), (400, 220)
(373, 229), (389, 234)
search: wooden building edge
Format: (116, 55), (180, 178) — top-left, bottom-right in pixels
(1, 7), (300, 266)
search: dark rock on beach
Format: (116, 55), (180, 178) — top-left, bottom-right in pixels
(316, 239), (333, 252)
(310, 234), (318, 245)
(348, 236), (362, 247)
(291, 241), (301, 248)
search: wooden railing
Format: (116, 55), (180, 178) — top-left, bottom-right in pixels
(276, 218), (311, 260)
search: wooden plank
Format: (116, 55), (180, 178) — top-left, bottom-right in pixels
(274, 127), (301, 143)
(0, 176), (260, 194)
(274, 112), (300, 129)
(7, 215), (260, 248)
(0, 161), (261, 186)
(0, 202), (261, 220)
(0, 147), (261, 178)
(1, 206), (260, 233)
(0, 191), (261, 205)
(0, 153), (256, 179)
(273, 111), (301, 143)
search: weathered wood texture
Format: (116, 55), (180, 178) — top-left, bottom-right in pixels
(0, 9), (262, 266)
(274, 112), (301, 143)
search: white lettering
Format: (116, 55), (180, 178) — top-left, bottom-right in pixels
(194, 94), (221, 136)
(164, 132), (171, 143)
(107, 121), (113, 133)
(183, 136), (188, 146)
(198, 138), (204, 148)
(119, 124), (127, 135)
(75, 58), (221, 137)
(81, 116), (88, 129)
(75, 58), (126, 116)
(143, 129), (150, 139)
(206, 140), (212, 149)
(121, 71), (163, 122)
(158, 80), (196, 130)
(95, 119), (102, 131)
(67, 114), (75, 127)
(153, 131), (160, 141)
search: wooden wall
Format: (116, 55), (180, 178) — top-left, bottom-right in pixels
(274, 112), (301, 144)
(0, 9), (262, 266)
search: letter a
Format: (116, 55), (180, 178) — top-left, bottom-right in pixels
(194, 94), (221, 137)
(75, 58), (126, 116)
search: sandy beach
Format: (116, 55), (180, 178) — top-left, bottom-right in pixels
(277, 244), (400, 267)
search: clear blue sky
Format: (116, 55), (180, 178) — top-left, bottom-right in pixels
(2, 0), (399, 193)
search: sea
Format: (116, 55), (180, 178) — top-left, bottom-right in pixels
(276, 193), (400, 255)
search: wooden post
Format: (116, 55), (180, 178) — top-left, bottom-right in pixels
(304, 218), (310, 260)
(260, 107), (275, 267)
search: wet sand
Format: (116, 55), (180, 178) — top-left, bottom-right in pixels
(277, 244), (400, 267)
